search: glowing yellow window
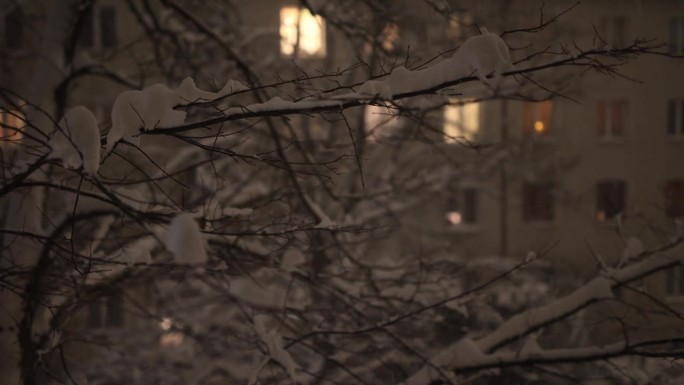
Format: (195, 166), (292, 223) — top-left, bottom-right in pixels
(280, 7), (326, 58)
(444, 101), (480, 143)
(0, 109), (25, 144)
(523, 101), (553, 137)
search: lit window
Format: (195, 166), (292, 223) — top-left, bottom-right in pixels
(522, 183), (554, 222)
(446, 187), (478, 226)
(667, 99), (684, 137)
(668, 17), (684, 55)
(667, 265), (684, 296)
(0, 109), (25, 144)
(665, 179), (684, 218)
(159, 317), (184, 347)
(599, 16), (627, 48)
(447, 11), (473, 41)
(380, 23), (400, 52)
(596, 100), (628, 138)
(444, 101), (480, 143)
(79, 5), (118, 49)
(87, 291), (124, 328)
(4, 6), (24, 49)
(596, 180), (626, 222)
(522, 101), (553, 137)
(280, 7), (326, 58)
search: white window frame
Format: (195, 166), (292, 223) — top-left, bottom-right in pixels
(444, 100), (480, 143)
(280, 7), (326, 58)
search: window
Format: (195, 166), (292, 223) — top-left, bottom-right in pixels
(4, 6), (24, 49)
(365, 104), (405, 141)
(599, 16), (627, 48)
(522, 101), (553, 137)
(447, 11), (473, 41)
(667, 99), (684, 137)
(87, 291), (124, 328)
(0, 109), (24, 144)
(665, 179), (684, 218)
(380, 23), (400, 52)
(596, 100), (628, 138)
(667, 265), (684, 296)
(80, 6), (118, 49)
(444, 101), (480, 143)
(280, 7), (326, 58)
(446, 187), (478, 226)
(522, 183), (554, 222)
(669, 17), (684, 55)
(596, 180), (626, 222)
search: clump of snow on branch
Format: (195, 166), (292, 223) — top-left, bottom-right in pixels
(228, 268), (310, 310)
(48, 105), (101, 174)
(163, 212), (208, 265)
(619, 236), (644, 266)
(350, 29), (512, 100)
(106, 77), (246, 153)
(252, 314), (299, 383)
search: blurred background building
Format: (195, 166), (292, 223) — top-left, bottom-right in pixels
(1, 0), (684, 383)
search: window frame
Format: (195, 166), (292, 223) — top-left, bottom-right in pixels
(599, 16), (627, 48)
(596, 99), (629, 141)
(667, 265), (684, 297)
(522, 100), (554, 139)
(595, 180), (627, 222)
(279, 6), (327, 59)
(3, 5), (24, 50)
(667, 98), (684, 139)
(443, 100), (480, 143)
(665, 179), (684, 218)
(668, 17), (684, 55)
(446, 185), (479, 229)
(522, 182), (555, 223)
(86, 290), (125, 329)
(0, 108), (25, 145)
(79, 5), (118, 50)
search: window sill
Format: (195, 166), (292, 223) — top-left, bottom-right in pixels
(665, 295), (684, 304)
(666, 136), (684, 142)
(522, 220), (555, 228)
(522, 135), (555, 143)
(595, 137), (628, 144)
(446, 224), (480, 233)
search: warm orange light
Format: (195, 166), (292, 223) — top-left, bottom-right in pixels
(534, 120), (545, 133)
(446, 211), (462, 225)
(596, 210), (606, 222)
(280, 7), (326, 57)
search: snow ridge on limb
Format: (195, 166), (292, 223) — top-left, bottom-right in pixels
(48, 106), (101, 175)
(349, 29), (512, 99)
(403, 242), (684, 385)
(106, 77), (244, 153)
(163, 212), (208, 265)
(252, 314), (299, 383)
